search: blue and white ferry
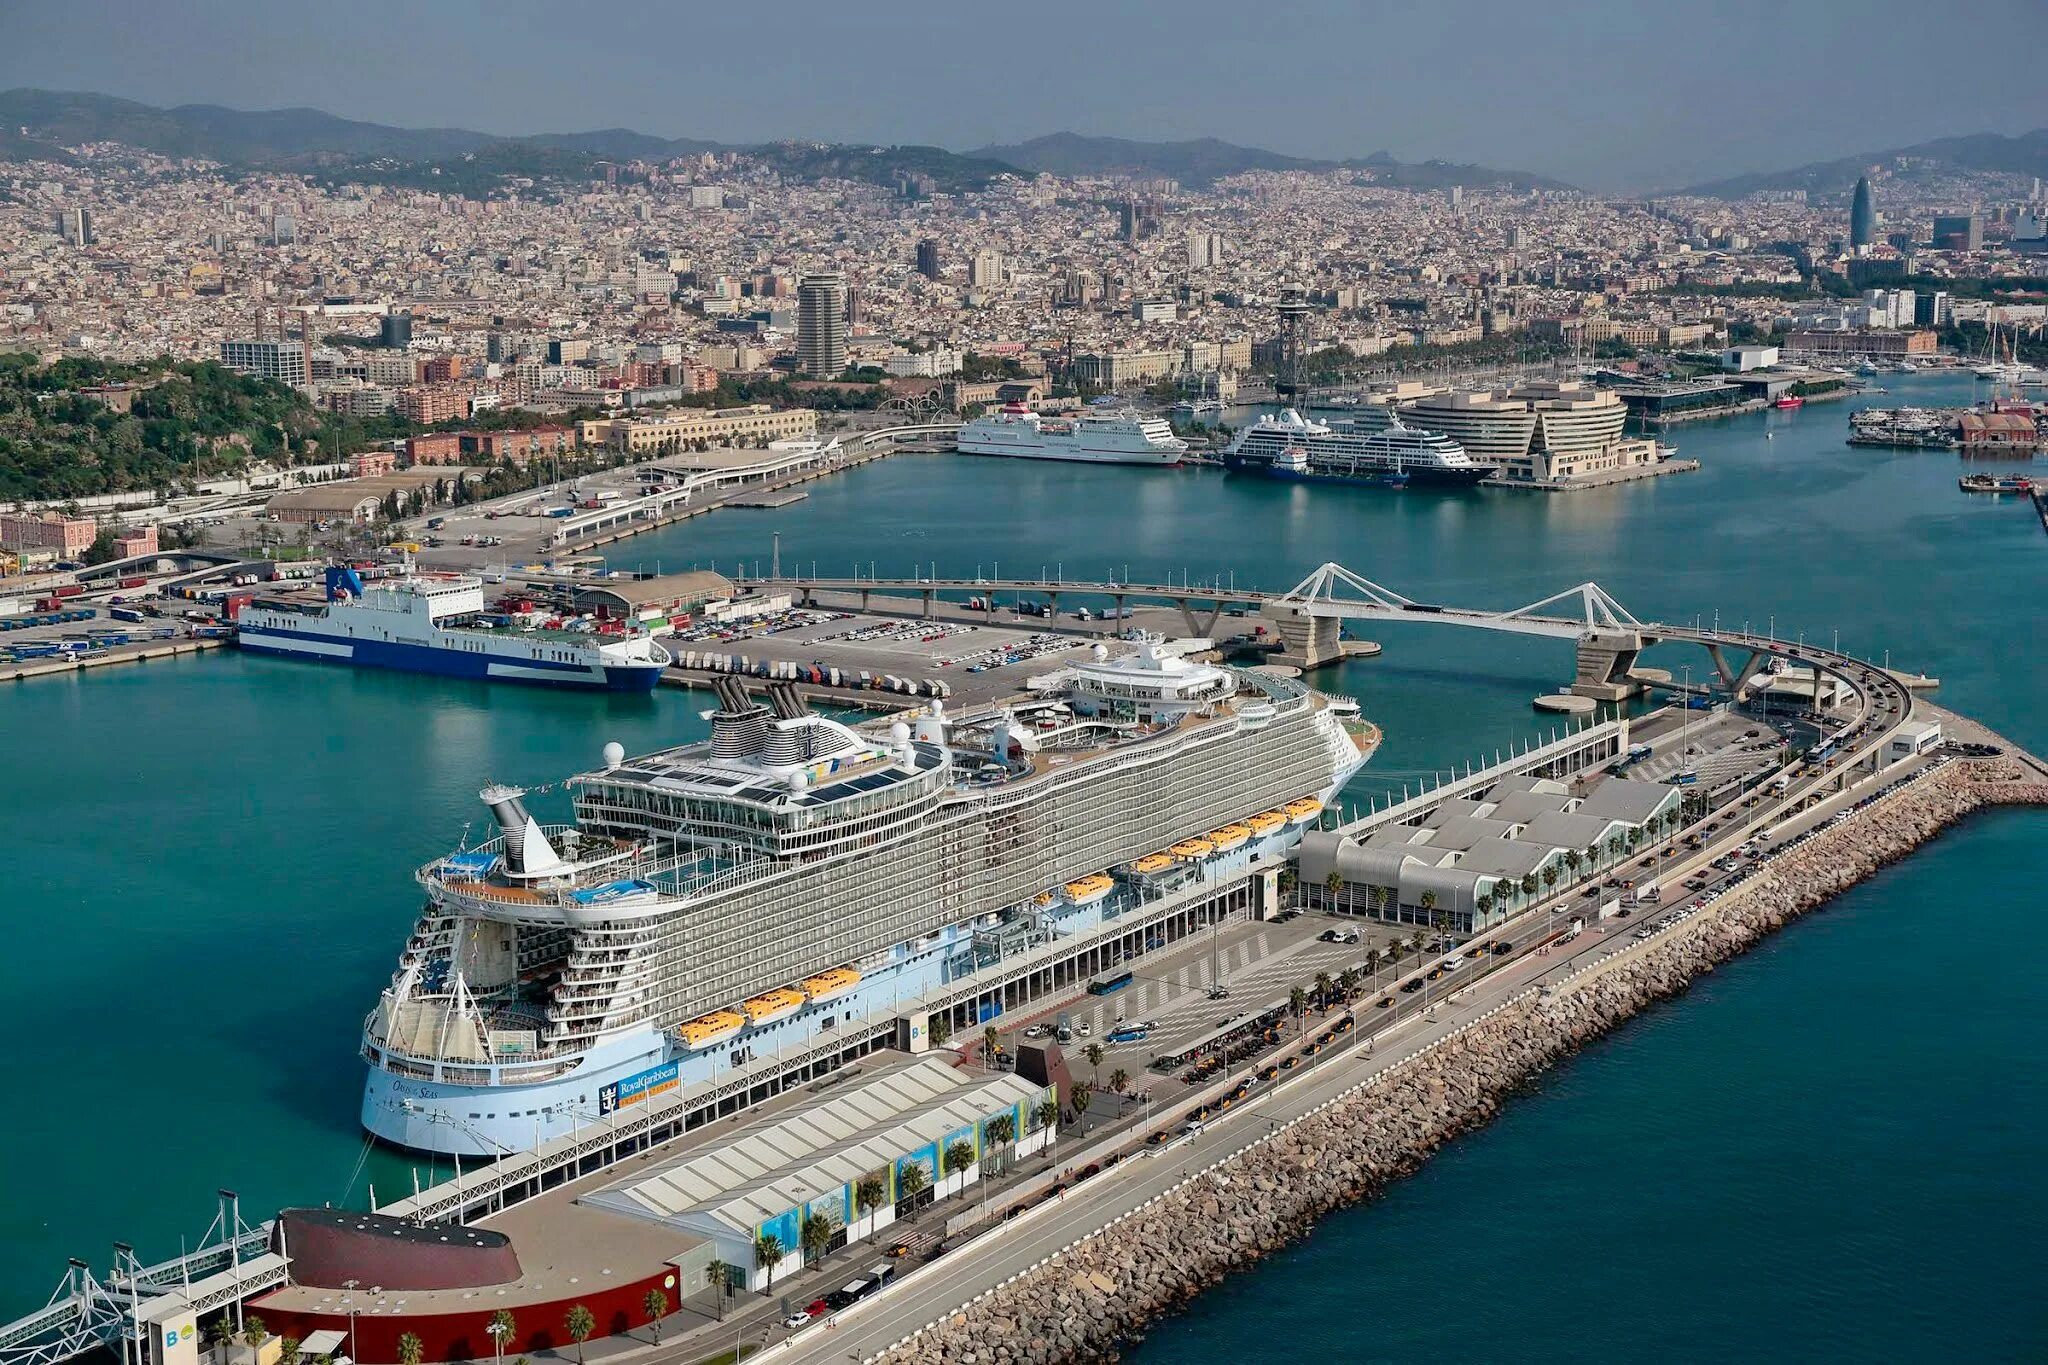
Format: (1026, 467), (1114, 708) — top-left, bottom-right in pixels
(236, 566), (669, 691)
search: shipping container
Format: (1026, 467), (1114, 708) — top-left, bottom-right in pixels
(118, 576), (148, 589)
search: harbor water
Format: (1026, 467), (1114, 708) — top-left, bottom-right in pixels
(2, 372), (2042, 1348)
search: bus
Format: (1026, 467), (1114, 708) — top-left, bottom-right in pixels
(1087, 969), (1135, 997)
(1627, 744), (1654, 764)
(1806, 737), (1839, 763)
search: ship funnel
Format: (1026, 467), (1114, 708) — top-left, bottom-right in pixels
(480, 783), (568, 878)
(707, 676), (772, 760)
(324, 565), (365, 602)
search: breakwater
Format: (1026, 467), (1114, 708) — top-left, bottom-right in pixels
(878, 755), (2048, 1365)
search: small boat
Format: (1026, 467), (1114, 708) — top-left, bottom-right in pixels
(1959, 473), (2033, 495)
(1170, 837), (1215, 860)
(1127, 852), (1176, 876)
(1063, 873), (1115, 906)
(676, 1010), (747, 1049)
(1283, 797), (1324, 824)
(740, 987), (806, 1026)
(1206, 823), (1252, 853)
(1248, 810), (1288, 835)
(1772, 395), (1804, 410)
(799, 966), (862, 1003)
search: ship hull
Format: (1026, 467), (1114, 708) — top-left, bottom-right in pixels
(956, 440), (1181, 466)
(236, 622), (664, 691)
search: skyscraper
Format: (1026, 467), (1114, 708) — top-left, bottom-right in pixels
(58, 207), (92, 247)
(1850, 177), (1877, 248)
(795, 272), (847, 376)
(1186, 231), (1224, 270)
(915, 238), (942, 280)
(968, 250), (1004, 289)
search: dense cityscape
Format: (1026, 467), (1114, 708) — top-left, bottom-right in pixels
(1, 8), (2045, 1365)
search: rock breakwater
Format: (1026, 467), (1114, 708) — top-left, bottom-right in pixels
(879, 758), (2047, 1365)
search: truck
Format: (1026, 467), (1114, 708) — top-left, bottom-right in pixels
(1633, 881), (1659, 904)
(1563, 917), (1586, 941)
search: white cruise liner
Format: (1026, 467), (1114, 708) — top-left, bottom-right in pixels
(957, 403), (1187, 465)
(360, 639), (1377, 1155)
(237, 566), (671, 691)
(1226, 409), (1493, 487)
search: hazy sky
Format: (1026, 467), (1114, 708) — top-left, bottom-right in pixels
(3, 0), (2045, 190)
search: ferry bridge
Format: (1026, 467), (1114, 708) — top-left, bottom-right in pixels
(758, 560), (1845, 703)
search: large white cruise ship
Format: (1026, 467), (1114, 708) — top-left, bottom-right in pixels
(237, 566), (671, 691)
(1225, 409), (1494, 487)
(360, 639), (1377, 1155)
(957, 403), (1187, 465)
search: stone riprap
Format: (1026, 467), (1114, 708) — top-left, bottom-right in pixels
(879, 758), (2047, 1365)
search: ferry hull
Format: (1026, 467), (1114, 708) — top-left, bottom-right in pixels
(237, 624), (664, 692)
(956, 441), (1181, 466)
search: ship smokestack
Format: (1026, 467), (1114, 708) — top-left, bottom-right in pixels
(480, 783), (567, 877)
(707, 676), (771, 760)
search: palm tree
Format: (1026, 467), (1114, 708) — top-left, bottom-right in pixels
(1323, 869), (1344, 908)
(855, 1172), (889, 1225)
(1314, 970), (1335, 1007)
(1370, 884), (1392, 920)
(982, 1024), (1001, 1067)
(1519, 872), (1538, 900)
(1083, 1041), (1105, 1086)
(241, 1318), (267, 1360)
(705, 1261), (732, 1320)
(1417, 891), (1438, 935)
(752, 1234), (785, 1295)
(1475, 890), (1493, 921)
(1107, 1067), (1130, 1113)
(1585, 844), (1603, 876)
(640, 1289), (668, 1343)
(564, 1306), (596, 1365)
(1068, 1081), (1094, 1120)
(1337, 966), (1360, 1000)
(1033, 1097), (1060, 1134)
(929, 1014), (951, 1048)
(944, 1140), (977, 1182)
(799, 1212), (834, 1269)
(1541, 865), (1560, 893)
(1563, 849), (1581, 880)
(897, 1161), (930, 1217)
(395, 1334), (423, 1365)
(1277, 867), (1298, 899)
(278, 1340), (300, 1365)
(1288, 984), (1307, 1022)
(487, 1309), (516, 1365)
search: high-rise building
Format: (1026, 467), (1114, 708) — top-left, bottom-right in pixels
(916, 238), (942, 280)
(271, 213), (297, 245)
(379, 312), (414, 349)
(1186, 231), (1225, 270)
(1931, 213), (1982, 251)
(969, 250), (1005, 289)
(1850, 177), (1877, 248)
(220, 339), (309, 389)
(796, 272), (848, 377)
(1913, 291), (1951, 327)
(58, 207), (92, 247)
(1448, 186), (1464, 210)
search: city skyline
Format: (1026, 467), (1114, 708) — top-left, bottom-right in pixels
(3, 0), (2046, 191)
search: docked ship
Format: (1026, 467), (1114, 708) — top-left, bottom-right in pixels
(361, 637), (1378, 1155)
(956, 404), (1187, 465)
(237, 566), (670, 691)
(1224, 409), (1493, 487)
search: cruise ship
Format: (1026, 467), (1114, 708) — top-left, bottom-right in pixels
(237, 566), (670, 691)
(956, 404), (1187, 465)
(361, 638), (1378, 1154)
(1224, 409), (1493, 487)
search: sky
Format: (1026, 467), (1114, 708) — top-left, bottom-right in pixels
(2, 0), (2045, 191)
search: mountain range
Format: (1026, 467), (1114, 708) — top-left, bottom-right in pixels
(4, 89), (2043, 204)
(0, 89), (1561, 194)
(1675, 129), (2048, 198)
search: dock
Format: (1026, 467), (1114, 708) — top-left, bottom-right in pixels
(0, 636), (224, 683)
(727, 488), (810, 509)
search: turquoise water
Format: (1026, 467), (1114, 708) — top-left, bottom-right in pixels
(2, 373), (2042, 1344)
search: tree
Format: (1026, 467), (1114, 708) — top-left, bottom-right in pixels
(944, 1140), (977, 1180)
(1418, 890), (1438, 922)
(1067, 1081), (1094, 1120)
(705, 1260), (732, 1320)
(855, 1172), (889, 1223)
(983, 1024), (1002, 1067)
(1541, 865), (1560, 893)
(929, 1014), (952, 1048)
(1585, 844), (1603, 875)
(208, 1317), (237, 1364)
(897, 1162), (930, 1217)
(1564, 849), (1582, 878)
(1289, 985), (1308, 1021)
(1107, 1067), (1131, 1113)
(1323, 869), (1345, 907)
(241, 1318), (267, 1356)
(277, 1340), (300, 1365)
(83, 527), (119, 565)
(1520, 872), (1539, 899)
(1337, 967), (1360, 1000)
(1475, 890), (1493, 920)
(395, 1334), (424, 1365)
(751, 1234), (785, 1295)
(1314, 971), (1335, 1007)
(799, 1212), (834, 1269)
(487, 1309), (516, 1365)
(1083, 1041), (1105, 1086)
(564, 1305), (596, 1364)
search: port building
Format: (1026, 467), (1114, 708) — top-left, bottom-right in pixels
(1400, 382), (1654, 482)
